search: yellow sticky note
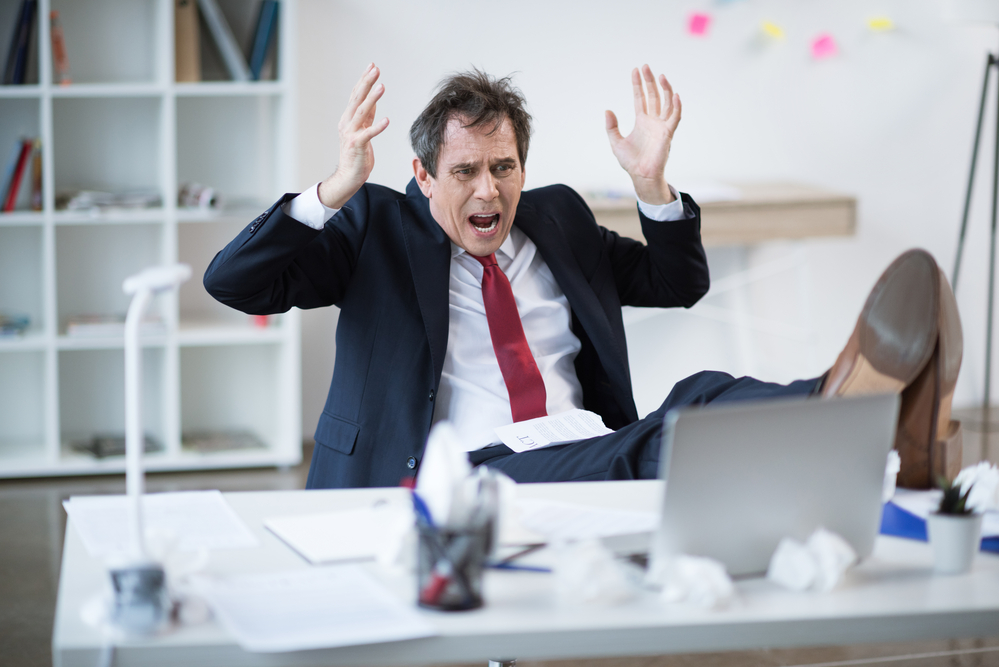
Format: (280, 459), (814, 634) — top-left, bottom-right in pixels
(761, 21), (784, 39)
(867, 16), (894, 31)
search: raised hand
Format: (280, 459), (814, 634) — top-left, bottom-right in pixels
(605, 65), (682, 205)
(318, 64), (391, 209)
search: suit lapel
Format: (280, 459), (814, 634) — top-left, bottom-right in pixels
(399, 179), (451, 385)
(516, 202), (633, 392)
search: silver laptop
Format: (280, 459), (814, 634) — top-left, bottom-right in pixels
(648, 393), (899, 577)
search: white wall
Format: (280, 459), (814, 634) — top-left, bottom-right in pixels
(294, 0), (999, 436)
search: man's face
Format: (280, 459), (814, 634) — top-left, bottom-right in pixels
(414, 116), (525, 257)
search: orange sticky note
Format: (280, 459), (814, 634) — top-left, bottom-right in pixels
(811, 33), (838, 59)
(688, 12), (711, 36)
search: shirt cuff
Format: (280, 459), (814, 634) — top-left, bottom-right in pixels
(637, 184), (686, 222)
(281, 182), (340, 230)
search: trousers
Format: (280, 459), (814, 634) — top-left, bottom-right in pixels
(468, 370), (823, 482)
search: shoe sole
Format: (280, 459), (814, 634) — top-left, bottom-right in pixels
(837, 249), (940, 396)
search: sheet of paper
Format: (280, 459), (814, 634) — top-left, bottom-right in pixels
(194, 565), (437, 652)
(891, 489), (999, 538)
(63, 490), (258, 558)
(495, 409), (613, 453)
(515, 498), (659, 541)
(264, 503), (411, 564)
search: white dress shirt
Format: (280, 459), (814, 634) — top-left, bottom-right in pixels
(284, 182), (688, 450)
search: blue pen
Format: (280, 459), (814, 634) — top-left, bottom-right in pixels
(487, 562), (552, 574)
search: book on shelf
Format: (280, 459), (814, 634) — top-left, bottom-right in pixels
(197, 0), (250, 81)
(247, 0), (278, 81)
(70, 433), (162, 459)
(175, 0), (200, 82)
(49, 9), (70, 85)
(182, 430), (265, 454)
(65, 313), (165, 338)
(2, 0), (36, 85)
(0, 313), (29, 338)
(1, 137), (34, 213)
(55, 188), (161, 211)
(30, 138), (40, 210)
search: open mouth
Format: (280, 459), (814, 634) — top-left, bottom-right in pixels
(469, 213), (500, 234)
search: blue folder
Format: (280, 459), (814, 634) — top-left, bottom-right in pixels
(880, 501), (999, 553)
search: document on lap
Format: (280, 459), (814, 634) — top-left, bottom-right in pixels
(495, 409), (614, 453)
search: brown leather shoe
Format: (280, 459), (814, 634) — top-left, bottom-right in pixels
(895, 268), (964, 488)
(822, 249), (941, 399)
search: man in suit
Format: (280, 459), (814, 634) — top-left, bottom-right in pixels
(204, 64), (956, 489)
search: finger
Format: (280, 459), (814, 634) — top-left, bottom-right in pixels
(605, 110), (623, 145)
(631, 67), (646, 116)
(643, 64), (661, 117)
(343, 65), (380, 125)
(359, 116), (390, 143)
(659, 74), (674, 120)
(667, 93), (682, 131)
(350, 82), (386, 130)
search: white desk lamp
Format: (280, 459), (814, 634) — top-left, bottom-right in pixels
(109, 263), (191, 635)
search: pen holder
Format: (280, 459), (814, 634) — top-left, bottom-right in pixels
(416, 521), (491, 611)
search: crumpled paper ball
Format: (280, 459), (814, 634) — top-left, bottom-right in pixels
(767, 527), (857, 592)
(883, 449), (901, 502)
(955, 462), (999, 513)
(652, 554), (735, 609)
(553, 539), (642, 606)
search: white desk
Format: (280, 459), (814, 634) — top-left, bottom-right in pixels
(53, 481), (999, 667)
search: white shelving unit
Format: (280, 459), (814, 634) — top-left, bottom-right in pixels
(0, 0), (301, 477)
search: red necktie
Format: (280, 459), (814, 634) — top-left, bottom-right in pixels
(472, 253), (548, 422)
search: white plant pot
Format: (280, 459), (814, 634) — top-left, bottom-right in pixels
(926, 512), (983, 575)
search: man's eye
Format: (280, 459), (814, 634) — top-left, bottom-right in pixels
(455, 168), (473, 177)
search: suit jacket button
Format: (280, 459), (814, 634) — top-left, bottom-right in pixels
(407, 456), (417, 470)
(428, 390), (434, 401)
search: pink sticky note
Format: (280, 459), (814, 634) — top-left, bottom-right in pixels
(811, 33), (838, 59)
(688, 12), (711, 36)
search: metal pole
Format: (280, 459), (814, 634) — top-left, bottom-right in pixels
(986, 50), (999, 441)
(954, 54), (995, 290)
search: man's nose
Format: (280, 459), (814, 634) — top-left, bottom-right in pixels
(473, 172), (499, 200)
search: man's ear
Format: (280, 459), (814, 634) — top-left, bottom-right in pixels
(413, 158), (433, 198)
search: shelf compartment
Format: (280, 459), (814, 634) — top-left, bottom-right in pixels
(58, 347), (166, 458)
(49, 0), (158, 84)
(0, 98), (41, 214)
(53, 97), (162, 200)
(0, 352), (46, 461)
(55, 223), (165, 336)
(180, 344), (280, 454)
(178, 219), (260, 327)
(177, 95), (279, 207)
(0, 225), (44, 337)
(0, 1), (39, 87)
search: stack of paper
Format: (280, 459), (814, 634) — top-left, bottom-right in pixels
(63, 490), (258, 557)
(194, 565), (437, 652)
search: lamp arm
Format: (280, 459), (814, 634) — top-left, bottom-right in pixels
(124, 287), (153, 560)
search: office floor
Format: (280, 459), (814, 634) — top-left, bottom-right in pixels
(2, 444), (998, 667)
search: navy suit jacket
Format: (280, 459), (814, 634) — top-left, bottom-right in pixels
(204, 179), (709, 488)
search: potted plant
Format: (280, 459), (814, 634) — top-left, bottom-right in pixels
(925, 476), (982, 575)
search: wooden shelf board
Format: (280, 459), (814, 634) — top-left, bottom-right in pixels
(585, 182), (857, 247)
(173, 81), (285, 97)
